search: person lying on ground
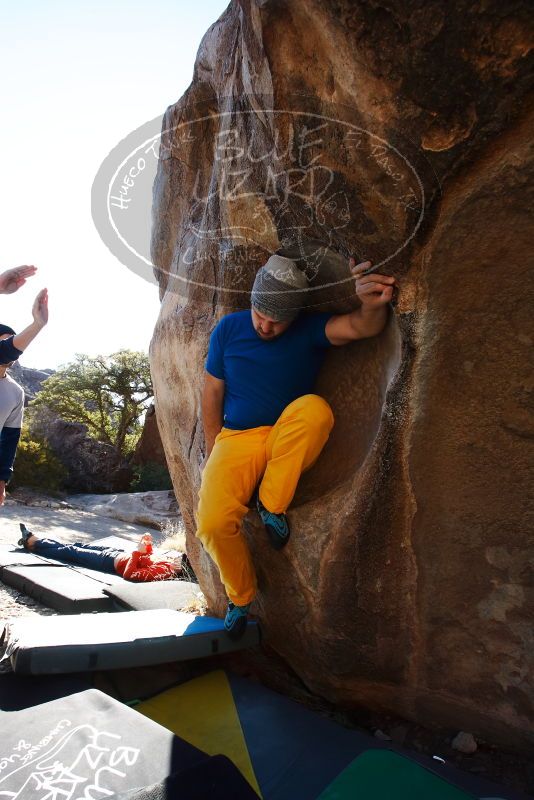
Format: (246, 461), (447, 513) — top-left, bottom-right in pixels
(0, 287), (49, 369)
(198, 254), (396, 639)
(0, 265), (37, 294)
(17, 527), (184, 582)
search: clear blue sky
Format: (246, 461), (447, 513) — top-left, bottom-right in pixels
(0, 0), (228, 369)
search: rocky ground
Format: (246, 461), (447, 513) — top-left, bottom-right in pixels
(65, 489), (182, 531)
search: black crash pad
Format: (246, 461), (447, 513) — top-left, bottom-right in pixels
(0, 562), (117, 612)
(0, 687), (208, 799)
(0, 672), (91, 711)
(2, 609), (261, 674)
(116, 755), (260, 800)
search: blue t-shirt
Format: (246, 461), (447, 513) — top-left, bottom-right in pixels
(205, 310), (333, 430)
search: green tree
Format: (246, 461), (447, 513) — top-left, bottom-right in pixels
(31, 350), (153, 458)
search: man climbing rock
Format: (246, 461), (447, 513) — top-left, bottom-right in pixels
(197, 254), (396, 638)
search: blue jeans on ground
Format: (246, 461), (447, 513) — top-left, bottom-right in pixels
(31, 538), (124, 574)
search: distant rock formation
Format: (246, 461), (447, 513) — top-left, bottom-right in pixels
(11, 369), (133, 494)
(30, 411), (132, 494)
(9, 367), (166, 494)
(149, 0), (533, 750)
(8, 363), (54, 404)
(132, 404), (168, 468)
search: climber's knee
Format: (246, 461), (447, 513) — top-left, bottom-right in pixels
(292, 393), (335, 433)
(311, 394), (334, 430)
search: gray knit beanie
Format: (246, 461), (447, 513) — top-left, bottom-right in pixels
(250, 255), (308, 322)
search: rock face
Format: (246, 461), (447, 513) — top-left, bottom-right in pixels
(132, 404), (168, 467)
(149, 0), (534, 750)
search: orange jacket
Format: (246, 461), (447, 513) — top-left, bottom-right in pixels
(115, 550), (177, 582)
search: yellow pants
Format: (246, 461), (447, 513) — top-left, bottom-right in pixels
(195, 394), (334, 606)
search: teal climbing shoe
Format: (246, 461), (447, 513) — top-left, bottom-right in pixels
(224, 602), (250, 640)
(256, 495), (290, 550)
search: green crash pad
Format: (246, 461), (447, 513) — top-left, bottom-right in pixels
(317, 750), (476, 800)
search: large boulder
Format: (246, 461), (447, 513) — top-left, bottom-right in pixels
(34, 415), (132, 494)
(149, 0), (534, 750)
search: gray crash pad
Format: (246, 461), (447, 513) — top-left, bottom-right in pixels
(0, 537), (188, 614)
(0, 543), (122, 612)
(104, 579), (201, 611)
(1, 609), (261, 674)
(0, 686), (207, 799)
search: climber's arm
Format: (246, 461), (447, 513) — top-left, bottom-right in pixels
(202, 372), (225, 457)
(325, 259), (395, 346)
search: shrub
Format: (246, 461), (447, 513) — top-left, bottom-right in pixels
(130, 462), (173, 492)
(10, 429), (68, 494)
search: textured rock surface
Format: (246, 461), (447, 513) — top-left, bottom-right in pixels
(149, 0), (534, 750)
(66, 490), (182, 532)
